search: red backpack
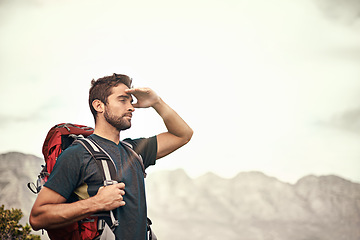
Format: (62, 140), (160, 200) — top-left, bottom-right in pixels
(28, 123), (101, 240)
(42, 123), (94, 181)
(28, 123), (156, 240)
(28, 123), (94, 194)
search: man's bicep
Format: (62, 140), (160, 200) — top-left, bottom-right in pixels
(31, 187), (66, 221)
(44, 144), (84, 199)
(156, 132), (188, 159)
(30, 187), (70, 230)
(35, 187), (67, 206)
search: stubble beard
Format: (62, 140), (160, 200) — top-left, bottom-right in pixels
(104, 106), (131, 132)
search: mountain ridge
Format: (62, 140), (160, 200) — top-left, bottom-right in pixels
(146, 168), (360, 239)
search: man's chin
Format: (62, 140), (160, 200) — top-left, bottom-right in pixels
(105, 115), (132, 131)
(118, 122), (131, 131)
(122, 125), (131, 131)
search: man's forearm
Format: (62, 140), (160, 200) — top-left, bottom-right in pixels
(30, 184), (125, 230)
(30, 196), (100, 230)
(153, 98), (193, 141)
(125, 87), (193, 158)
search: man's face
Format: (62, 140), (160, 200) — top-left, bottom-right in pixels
(103, 83), (135, 131)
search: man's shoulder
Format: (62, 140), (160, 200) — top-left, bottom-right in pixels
(122, 135), (157, 146)
(57, 140), (90, 162)
(122, 136), (157, 167)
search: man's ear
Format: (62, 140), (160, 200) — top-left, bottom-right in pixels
(92, 99), (105, 114)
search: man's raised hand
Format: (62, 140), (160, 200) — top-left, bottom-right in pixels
(125, 87), (161, 108)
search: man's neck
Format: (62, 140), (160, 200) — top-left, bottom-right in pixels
(93, 122), (121, 144)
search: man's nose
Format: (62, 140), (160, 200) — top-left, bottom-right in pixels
(128, 103), (135, 112)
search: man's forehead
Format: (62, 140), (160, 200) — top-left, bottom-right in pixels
(108, 84), (132, 99)
(110, 83), (130, 94)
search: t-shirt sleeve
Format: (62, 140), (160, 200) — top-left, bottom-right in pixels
(123, 136), (157, 168)
(44, 144), (85, 200)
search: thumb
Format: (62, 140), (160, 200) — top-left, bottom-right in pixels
(132, 102), (141, 108)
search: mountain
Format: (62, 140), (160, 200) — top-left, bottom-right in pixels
(0, 152), (43, 225)
(1, 152), (359, 240)
(146, 170), (360, 240)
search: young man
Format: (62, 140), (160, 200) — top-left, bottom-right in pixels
(29, 73), (193, 239)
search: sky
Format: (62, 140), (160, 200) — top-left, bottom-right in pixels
(1, 0), (360, 184)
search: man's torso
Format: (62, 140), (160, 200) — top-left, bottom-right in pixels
(44, 134), (157, 240)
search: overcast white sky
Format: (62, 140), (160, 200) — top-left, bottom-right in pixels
(1, 0), (360, 183)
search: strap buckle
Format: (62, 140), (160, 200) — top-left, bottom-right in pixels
(103, 180), (118, 186)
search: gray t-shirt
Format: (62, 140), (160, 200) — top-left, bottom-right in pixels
(45, 134), (157, 240)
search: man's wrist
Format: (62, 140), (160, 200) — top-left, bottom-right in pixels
(84, 195), (105, 213)
(152, 97), (165, 110)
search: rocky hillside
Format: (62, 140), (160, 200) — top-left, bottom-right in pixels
(1, 152), (359, 240)
(146, 170), (360, 240)
(0, 152), (43, 225)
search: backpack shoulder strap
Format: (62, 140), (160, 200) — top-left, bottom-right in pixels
(74, 137), (119, 228)
(74, 137), (118, 183)
(121, 140), (147, 178)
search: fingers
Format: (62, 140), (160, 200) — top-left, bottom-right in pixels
(125, 87), (160, 109)
(125, 87), (153, 98)
(108, 183), (126, 196)
(115, 182), (125, 190)
(125, 87), (150, 93)
(99, 182), (125, 192)
(96, 182), (127, 210)
(118, 200), (126, 207)
(111, 184), (126, 207)
(131, 102), (140, 108)
(125, 88), (140, 95)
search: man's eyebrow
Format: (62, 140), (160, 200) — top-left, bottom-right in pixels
(117, 94), (133, 102)
(118, 94), (130, 98)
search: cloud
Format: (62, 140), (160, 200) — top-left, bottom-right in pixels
(0, 92), (71, 130)
(315, 0), (360, 25)
(327, 107), (360, 134)
(0, 114), (30, 126)
(1, 0), (360, 183)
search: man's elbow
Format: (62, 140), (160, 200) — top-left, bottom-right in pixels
(183, 128), (194, 144)
(29, 214), (41, 231)
(29, 209), (45, 231)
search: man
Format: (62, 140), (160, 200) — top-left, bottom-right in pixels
(29, 73), (193, 239)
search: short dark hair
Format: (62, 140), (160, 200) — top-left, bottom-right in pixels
(89, 73), (132, 121)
